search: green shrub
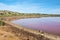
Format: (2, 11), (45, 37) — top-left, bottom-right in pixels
(0, 21), (5, 26)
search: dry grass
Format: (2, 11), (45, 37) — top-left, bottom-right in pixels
(0, 29), (19, 40)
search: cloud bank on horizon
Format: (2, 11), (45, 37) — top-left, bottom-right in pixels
(0, 0), (60, 14)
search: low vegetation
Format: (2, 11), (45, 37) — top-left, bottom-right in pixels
(0, 10), (60, 17)
(0, 21), (5, 26)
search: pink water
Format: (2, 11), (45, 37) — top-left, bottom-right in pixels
(12, 17), (60, 35)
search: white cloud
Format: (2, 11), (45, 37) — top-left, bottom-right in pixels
(0, 3), (40, 13)
(0, 3), (60, 14)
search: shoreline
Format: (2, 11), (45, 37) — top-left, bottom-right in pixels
(1, 20), (60, 40)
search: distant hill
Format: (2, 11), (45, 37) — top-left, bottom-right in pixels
(0, 10), (60, 17)
(0, 10), (44, 17)
(0, 10), (21, 16)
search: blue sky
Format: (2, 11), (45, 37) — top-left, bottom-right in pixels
(0, 0), (60, 14)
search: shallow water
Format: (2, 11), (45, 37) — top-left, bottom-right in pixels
(12, 17), (60, 35)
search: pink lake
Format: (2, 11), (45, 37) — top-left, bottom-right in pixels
(12, 17), (60, 35)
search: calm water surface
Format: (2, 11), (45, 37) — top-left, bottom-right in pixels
(12, 17), (60, 35)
